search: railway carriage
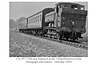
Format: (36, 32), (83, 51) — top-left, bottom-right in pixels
(19, 8), (54, 34)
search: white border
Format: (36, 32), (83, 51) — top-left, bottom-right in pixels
(0, 0), (100, 65)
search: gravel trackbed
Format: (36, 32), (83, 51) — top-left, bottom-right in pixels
(9, 30), (88, 57)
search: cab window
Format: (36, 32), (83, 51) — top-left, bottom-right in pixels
(71, 5), (78, 9)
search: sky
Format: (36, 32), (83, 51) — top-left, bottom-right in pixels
(9, 2), (88, 21)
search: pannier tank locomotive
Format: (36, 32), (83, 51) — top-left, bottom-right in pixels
(19, 2), (87, 41)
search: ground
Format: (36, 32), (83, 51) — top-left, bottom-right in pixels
(9, 30), (88, 57)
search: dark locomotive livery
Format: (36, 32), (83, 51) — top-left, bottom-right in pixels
(19, 2), (87, 41)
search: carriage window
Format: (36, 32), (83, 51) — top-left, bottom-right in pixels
(36, 16), (37, 22)
(38, 15), (39, 22)
(37, 16), (38, 22)
(40, 15), (41, 21)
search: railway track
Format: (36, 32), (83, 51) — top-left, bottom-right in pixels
(19, 31), (88, 50)
(39, 36), (88, 49)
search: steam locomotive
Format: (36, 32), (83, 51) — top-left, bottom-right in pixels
(19, 2), (87, 41)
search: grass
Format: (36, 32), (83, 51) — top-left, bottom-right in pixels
(9, 30), (88, 57)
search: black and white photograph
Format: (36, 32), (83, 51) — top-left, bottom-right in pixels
(9, 2), (88, 57)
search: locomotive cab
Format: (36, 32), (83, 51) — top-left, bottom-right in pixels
(55, 2), (85, 10)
